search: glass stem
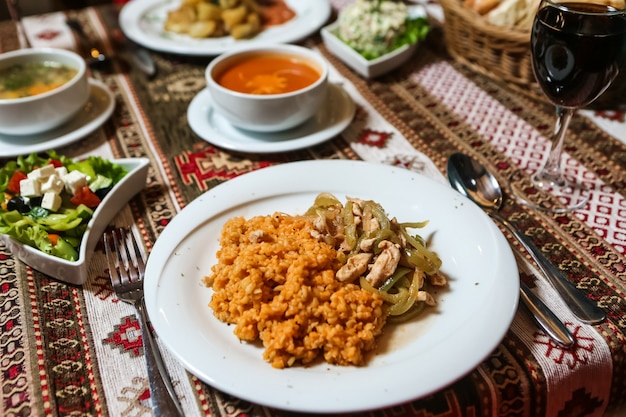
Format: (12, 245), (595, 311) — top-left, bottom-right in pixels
(535, 106), (575, 186)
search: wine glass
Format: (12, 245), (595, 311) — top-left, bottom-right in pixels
(511, 0), (626, 212)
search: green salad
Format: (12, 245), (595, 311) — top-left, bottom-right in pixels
(336, 0), (430, 60)
(0, 151), (127, 261)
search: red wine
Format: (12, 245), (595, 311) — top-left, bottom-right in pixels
(531, 2), (626, 108)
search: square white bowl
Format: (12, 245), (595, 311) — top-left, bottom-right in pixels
(321, 21), (419, 79)
(0, 158), (149, 285)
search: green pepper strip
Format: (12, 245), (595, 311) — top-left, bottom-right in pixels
(360, 276), (405, 304)
(387, 302), (426, 323)
(305, 193), (342, 215)
(379, 266), (412, 292)
(387, 270), (421, 316)
(401, 229), (442, 274)
(365, 201), (390, 231)
(399, 220), (429, 229)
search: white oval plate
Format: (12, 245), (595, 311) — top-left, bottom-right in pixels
(144, 160), (520, 413)
(120, 0), (331, 56)
(0, 158), (149, 285)
(0, 79), (115, 159)
(187, 83), (355, 153)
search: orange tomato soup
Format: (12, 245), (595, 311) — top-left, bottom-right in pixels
(216, 54), (320, 95)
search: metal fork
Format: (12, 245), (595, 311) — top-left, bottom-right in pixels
(104, 227), (184, 417)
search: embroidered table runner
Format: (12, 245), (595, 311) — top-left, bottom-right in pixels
(1, 2), (625, 416)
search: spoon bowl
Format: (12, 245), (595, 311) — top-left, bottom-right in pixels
(65, 19), (112, 71)
(448, 153), (502, 212)
(447, 152), (605, 325)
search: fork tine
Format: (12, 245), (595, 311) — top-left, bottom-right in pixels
(126, 227), (146, 279)
(112, 228), (134, 286)
(104, 230), (122, 287)
(117, 227), (142, 283)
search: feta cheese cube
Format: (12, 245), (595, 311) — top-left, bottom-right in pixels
(55, 166), (68, 178)
(41, 174), (64, 194)
(41, 192), (62, 211)
(63, 170), (88, 195)
(20, 178), (41, 197)
(27, 164), (56, 181)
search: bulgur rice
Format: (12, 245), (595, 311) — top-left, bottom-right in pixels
(204, 213), (387, 368)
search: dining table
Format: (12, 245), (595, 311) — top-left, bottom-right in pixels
(1, 0), (626, 416)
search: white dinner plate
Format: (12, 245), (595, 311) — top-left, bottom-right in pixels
(119, 0), (332, 56)
(0, 79), (115, 159)
(187, 83), (355, 153)
(144, 160), (520, 413)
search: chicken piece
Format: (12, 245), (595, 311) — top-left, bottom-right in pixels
(364, 240), (401, 287)
(428, 272), (448, 286)
(417, 291), (436, 306)
(311, 215), (328, 232)
(350, 198), (363, 217)
(361, 207), (380, 232)
(336, 253), (373, 282)
(359, 237), (377, 252)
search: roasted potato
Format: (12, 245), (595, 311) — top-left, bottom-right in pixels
(163, 0), (263, 39)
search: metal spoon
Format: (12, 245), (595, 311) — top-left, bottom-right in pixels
(447, 156), (574, 347)
(65, 19), (156, 77)
(65, 19), (111, 71)
(447, 153), (606, 326)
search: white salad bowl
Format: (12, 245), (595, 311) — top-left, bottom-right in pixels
(321, 4), (427, 79)
(321, 22), (419, 79)
(0, 158), (149, 285)
(0, 48), (90, 136)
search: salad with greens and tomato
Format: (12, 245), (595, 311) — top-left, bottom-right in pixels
(336, 0), (429, 60)
(0, 151), (128, 261)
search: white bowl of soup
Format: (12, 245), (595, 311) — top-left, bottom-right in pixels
(205, 44), (329, 132)
(0, 48), (89, 136)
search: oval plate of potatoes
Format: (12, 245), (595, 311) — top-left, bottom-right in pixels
(119, 0), (331, 56)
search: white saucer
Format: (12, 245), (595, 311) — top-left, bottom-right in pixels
(0, 79), (115, 159)
(187, 83), (355, 154)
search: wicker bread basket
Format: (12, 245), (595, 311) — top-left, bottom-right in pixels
(438, 0), (625, 108)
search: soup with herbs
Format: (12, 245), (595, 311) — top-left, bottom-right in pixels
(0, 61), (78, 100)
(215, 53), (321, 95)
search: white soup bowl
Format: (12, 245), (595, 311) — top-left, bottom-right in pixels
(205, 44), (329, 132)
(0, 47), (89, 136)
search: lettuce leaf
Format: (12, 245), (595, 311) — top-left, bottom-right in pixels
(0, 210), (78, 261)
(392, 17), (430, 51)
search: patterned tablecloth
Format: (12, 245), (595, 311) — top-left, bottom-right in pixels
(1, 1), (626, 416)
